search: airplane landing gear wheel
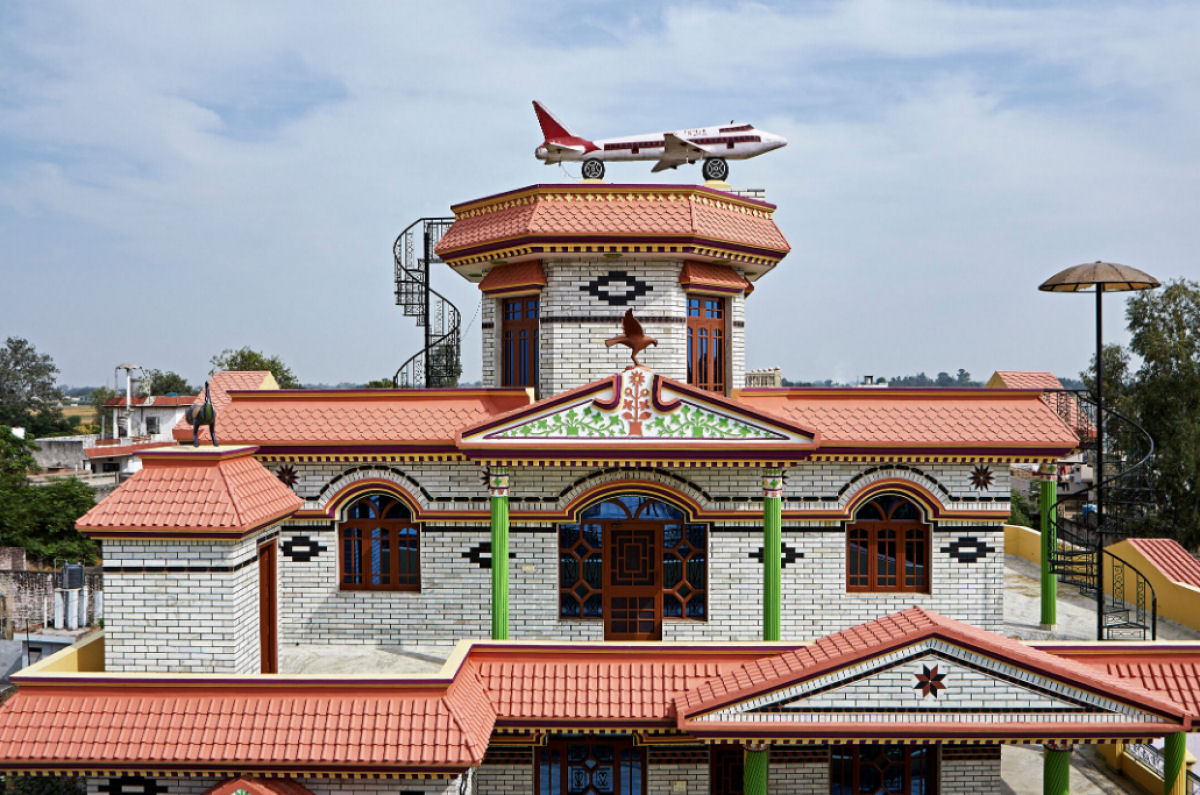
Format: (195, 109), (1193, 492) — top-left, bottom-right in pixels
(702, 158), (729, 182)
(581, 159), (605, 180)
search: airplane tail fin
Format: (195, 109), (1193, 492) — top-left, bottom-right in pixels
(533, 101), (577, 142)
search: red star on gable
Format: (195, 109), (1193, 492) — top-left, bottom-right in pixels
(912, 664), (948, 699)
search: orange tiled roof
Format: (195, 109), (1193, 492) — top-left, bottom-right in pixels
(173, 389), (534, 448)
(989, 371), (1064, 390)
(987, 371), (1094, 442)
(468, 648), (777, 725)
(435, 184), (790, 277)
(677, 608), (1187, 722)
(1127, 539), (1200, 590)
(736, 388), (1079, 452)
(103, 395), (198, 408)
(76, 446), (301, 538)
(3, 618), (1200, 775)
(1039, 645), (1200, 717)
(0, 680), (493, 774)
(678, 261), (751, 294)
(478, 261), (546, 296)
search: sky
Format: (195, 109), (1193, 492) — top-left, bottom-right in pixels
(2, 0), (1198, 389)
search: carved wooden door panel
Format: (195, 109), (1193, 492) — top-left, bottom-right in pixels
(603, 523), (661, 640)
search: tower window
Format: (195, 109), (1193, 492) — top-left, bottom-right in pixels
(687, 296), (726, 393)
(502, 296), (540, 387)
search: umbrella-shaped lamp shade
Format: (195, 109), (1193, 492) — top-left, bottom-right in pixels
(1039, 261), (1160, 293)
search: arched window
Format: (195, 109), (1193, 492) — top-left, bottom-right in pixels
(339, 494), (419, 591)
(846, 495), (929, 594)
(558, 495), (707, 640)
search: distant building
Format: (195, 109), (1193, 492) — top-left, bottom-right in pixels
(744, 367), (782, 388)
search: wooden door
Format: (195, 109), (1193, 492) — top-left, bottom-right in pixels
(258, 541), (278, 674)
(711, 746), (744, 795)
(603, 523), (661, 640)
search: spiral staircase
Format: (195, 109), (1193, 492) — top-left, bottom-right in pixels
(391, 217), (460, 388)
(1043, 389), (1158, 640)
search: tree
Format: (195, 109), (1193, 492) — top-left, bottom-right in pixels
(143, 369), (194, 396)
(209, 347), (301, 389)
(363, 378), (395, 389)
(1008, 490), (1035, 528)
(89, 386), (118, 430)
(0, 426), (97, 565)
(1125, 279), (1200, 547)
(0, 338), (73, 436)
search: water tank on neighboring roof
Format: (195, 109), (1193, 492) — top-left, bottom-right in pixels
(61, 563), (84, 590)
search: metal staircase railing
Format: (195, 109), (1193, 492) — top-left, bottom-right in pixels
(1043, 389), (1158, 640)
(391, 217), (460, 388)
(1126, 743), (1200, 794)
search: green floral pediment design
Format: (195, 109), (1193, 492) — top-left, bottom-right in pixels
(645, 403), (782, 439)
(494, 403), (625, 439)
(481, 369), (811, 443)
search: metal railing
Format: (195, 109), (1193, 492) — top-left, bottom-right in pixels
(392, 217), (461, 388)
(1126, 743), (1200, 794)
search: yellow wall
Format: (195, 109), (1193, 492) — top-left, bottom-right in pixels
(1004, 524), (1042, 563)
(19, 631), (105, 674)
(1108, 539), (1200, 633)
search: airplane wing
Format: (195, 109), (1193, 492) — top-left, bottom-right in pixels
(652, 133), (711, 172)
(545, 141), (586, 156)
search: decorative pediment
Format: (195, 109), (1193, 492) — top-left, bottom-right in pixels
(458, 368), (817, 464)
(690, 638), (1168, 729)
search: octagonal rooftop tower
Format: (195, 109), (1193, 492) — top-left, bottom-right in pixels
(435, 183), (790, 397)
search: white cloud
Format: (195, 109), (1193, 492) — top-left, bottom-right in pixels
(1, 0), (1198, 387)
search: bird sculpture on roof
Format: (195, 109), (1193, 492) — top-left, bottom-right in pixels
(605, 309), (658, 367)
(184, 381), (218, 447)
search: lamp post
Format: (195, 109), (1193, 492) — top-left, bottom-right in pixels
(1039, 261), (1159, 640)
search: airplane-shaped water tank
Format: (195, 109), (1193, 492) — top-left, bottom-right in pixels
(532, 101), (787, 182)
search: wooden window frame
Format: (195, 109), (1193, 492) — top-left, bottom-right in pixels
(558, 496), (708, 623)
(501, 295), (540, 388)
(338, 494), (420, 592)
(830, 743), (937, 794)
(686, 294), (727, 394)
(846, 496), (930, 594)
(536, 738), (646, 795)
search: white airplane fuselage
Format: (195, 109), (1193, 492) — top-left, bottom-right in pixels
(535, 123), (786, 166)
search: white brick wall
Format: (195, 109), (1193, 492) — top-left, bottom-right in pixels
(770, 762), (827, 793)
(481, 296), (496, 387)
(267, 458), (1006, 650)
(279, 524), (491, 648)
(99, 457), (1006, 665)
(277, 521), (1001, 651)
(474, 763), (529, 794)
(942, 754), (1002, 794)
(102, 535), (267, 673)
(647, 761), (707, 794)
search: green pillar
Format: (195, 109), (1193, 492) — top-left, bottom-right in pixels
(1043, 745), (1071, 795)
(743, 744), (769, 795)
(762, 469), (783, 642)
(488, 467), (510, 640)
(1039, 464), (1058, 626)
(1164, 732), (1186, 795)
